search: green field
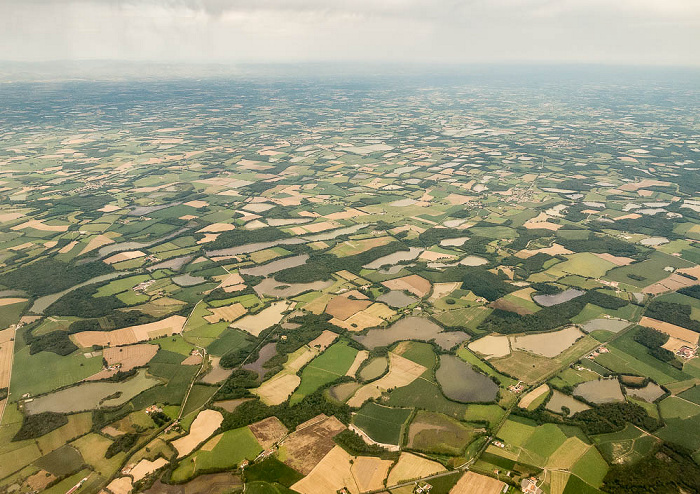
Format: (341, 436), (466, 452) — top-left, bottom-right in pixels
(290, 341), (359, 404)
(604, 251), (694, 288)
(593, 424), (659, 465)
(171, 427), (262, 482)
(594, 328), (689, 385)
(387, 378), (469, 419)
(497, 417), (537, 448)
(94, 274), (151, 297)
(0, 300), (28, 328)
(10, 347), (103, 397)
(408, 411), (476, 455)
(206, 328), (253, 357)
(570, 447), (609, 488)
(352, 402), (413, 446)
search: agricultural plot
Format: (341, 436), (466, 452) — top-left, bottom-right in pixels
(290, 341), (359, 404)
(0, 71), (698, 494)
(352, 402), (412, 446)
(407, 411), (477, 455)
(171, 427), (262, 482)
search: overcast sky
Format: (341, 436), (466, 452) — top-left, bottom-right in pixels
(1, 0), (699, 66)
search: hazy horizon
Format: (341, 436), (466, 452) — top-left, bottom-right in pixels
(1, 0), (699, 68)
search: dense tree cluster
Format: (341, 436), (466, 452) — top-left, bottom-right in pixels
(645, 301), (700, 332)
(572, 402), (660, 435)
(13, 412), (68, 441)
(603, 442), (700, 494)
(105, 433), (139, 458)
(480, 289), (628, 334)
(0, 258), (113, 297)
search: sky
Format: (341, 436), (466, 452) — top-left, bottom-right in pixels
(1, 0), (699, 66)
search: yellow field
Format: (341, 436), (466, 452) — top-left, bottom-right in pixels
(546, 437), (590, 470)
(449, 471), (506, 494)
(72, 315), (186, 347)
(387, 452), (446, 485)
(172, 410), (224, 458)
(203, 303), (246, 323)
(291, 445), (359, 494)
(347, 353), (426, 407)
(519, 384), (549, 409)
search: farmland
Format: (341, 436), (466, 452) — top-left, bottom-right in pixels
(0, 70), (698, 494)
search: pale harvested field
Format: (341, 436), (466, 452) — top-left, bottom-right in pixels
(249, 416), (288, 449)
(25, 470), (57, 491)
(203, 303), (246, 324)
(281, 414), (346, 475)
(331, 311), (383, 332)
(72, 315), (186, 347)
(644, 271), (700, 295)
(181, 353), (203, 365)
(382, 274), (431, 298)
(197, 223), (236, 233)
(511, 326), (584, 358)
(11, 219), (69, 232)
(468, 334), (511, 359)
(291, 445), (359, 494)
(325, 296), (372, 320)
(200, 433), (223, 451)
(172, 410), (224, 458)
(550, 470), (570, 494)
(200, 356), (233, 384)
(595, 253), (634, 266)
(104, 250), (146, 264)
(515, 243), (573, 259)
(546, 437), (590, 470)
(232, 301), (292, 336)
(345, 350), (369, 377)
(331, 303), (396, 332)
(0, 212), (24, 223)
(106, 477), (133, 494)
(387, 453), (446, 485)
(519, 384), (549, 409)
(0, 331), (14, 389)
(254, 373), (301, 405)
(352, 455), (393, 492)
(0, 297), (27, 307)
(104, 344), (158, 370)
(449, 471), (506, 494)
(59, 240), (78, 253)
(639, 317), (699, 345)
(88, 344), (159, 380)
(429, 282), (460, 301)
(619, 179), (670, 191)
(364, 303), (396, 319)
(80, 235), (115, 255)
(303, 293), (334, 315)
(308, 329), (339, 351)
(130, 458), (168, 481)
(347, 353), (426, 407)
(184, 200), (208, 208)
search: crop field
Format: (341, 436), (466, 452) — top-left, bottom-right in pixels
(387, 375), (469, 419)
(386, 452), (447, 485)
(0, 68), (698, 494)
(407, 411), (476, 455)
(352, 402), (413, 446)
(11, 347), (103, 397)
(290, 341), (359, 404)
(278, 415), (346, 475)
(171, 427), (262, 482)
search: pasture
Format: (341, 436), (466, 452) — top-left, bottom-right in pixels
(352, 402), (412, 446)
(290, 341), (359, 404)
